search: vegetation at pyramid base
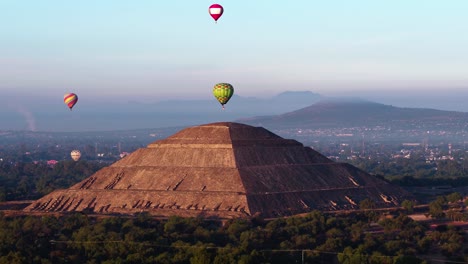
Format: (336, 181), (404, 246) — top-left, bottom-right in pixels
(0, 208), (465, 263)
(1, 159), (466, 203)
(0, 160), (106, 202)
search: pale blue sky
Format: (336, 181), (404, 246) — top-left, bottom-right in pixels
(1, 0), (467, 101)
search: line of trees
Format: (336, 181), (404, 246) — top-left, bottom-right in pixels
(0, 210), (465, 263)
(0, 161), (105, 202)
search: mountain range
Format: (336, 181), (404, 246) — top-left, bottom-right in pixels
(237, 98), (468, 131)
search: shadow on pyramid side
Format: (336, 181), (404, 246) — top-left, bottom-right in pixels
(24, 122), (412, 219)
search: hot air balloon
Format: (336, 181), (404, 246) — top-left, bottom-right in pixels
(64, 93), (78, 110)
(213, 83), (234, 109)
(70, 150), (81, 161)
(209, 4), (224, 23)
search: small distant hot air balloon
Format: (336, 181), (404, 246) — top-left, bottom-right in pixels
(209, 4), (224, 23)
(70, 150), (81, 161)
(64, 93), (78, 110)
(213, 83), (234, 109)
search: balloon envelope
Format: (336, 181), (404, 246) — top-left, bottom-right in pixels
(64, 93), (78, 110)
(70, 150), (81, 161)
(213, 83), (234, 109)
(209, 4), (223, 22)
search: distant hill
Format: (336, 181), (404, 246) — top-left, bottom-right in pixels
(237, 98), (468, 130)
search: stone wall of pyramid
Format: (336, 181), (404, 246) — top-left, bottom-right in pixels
(24, 122), (411, 218)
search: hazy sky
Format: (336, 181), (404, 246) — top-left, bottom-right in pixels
(1, 1), (468, 101)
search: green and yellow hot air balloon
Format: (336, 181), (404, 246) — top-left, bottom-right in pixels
(213, 83), (234, 109)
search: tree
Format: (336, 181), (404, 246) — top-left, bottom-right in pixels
(428, 201), (444, 219)
(359, 198), (380, 222)
(393, 255), (426, 264)
(338, 246), (367, 264)
(190, 249), (212, 264)
(428, 197), (447, 219)
(446, 192), (462, 203)
(401, 200), (415, 214)
(0, 251), (26, 264)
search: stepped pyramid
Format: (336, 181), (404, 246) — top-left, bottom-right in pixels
(25, 122), (410, 218)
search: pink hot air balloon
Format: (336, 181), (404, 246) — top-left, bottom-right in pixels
(209, 4), (224, 23)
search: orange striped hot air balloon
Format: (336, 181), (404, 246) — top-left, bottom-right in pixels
(64, 93), (78, 110)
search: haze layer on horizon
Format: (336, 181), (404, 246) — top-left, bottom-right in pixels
(1, 88), (468, 132)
